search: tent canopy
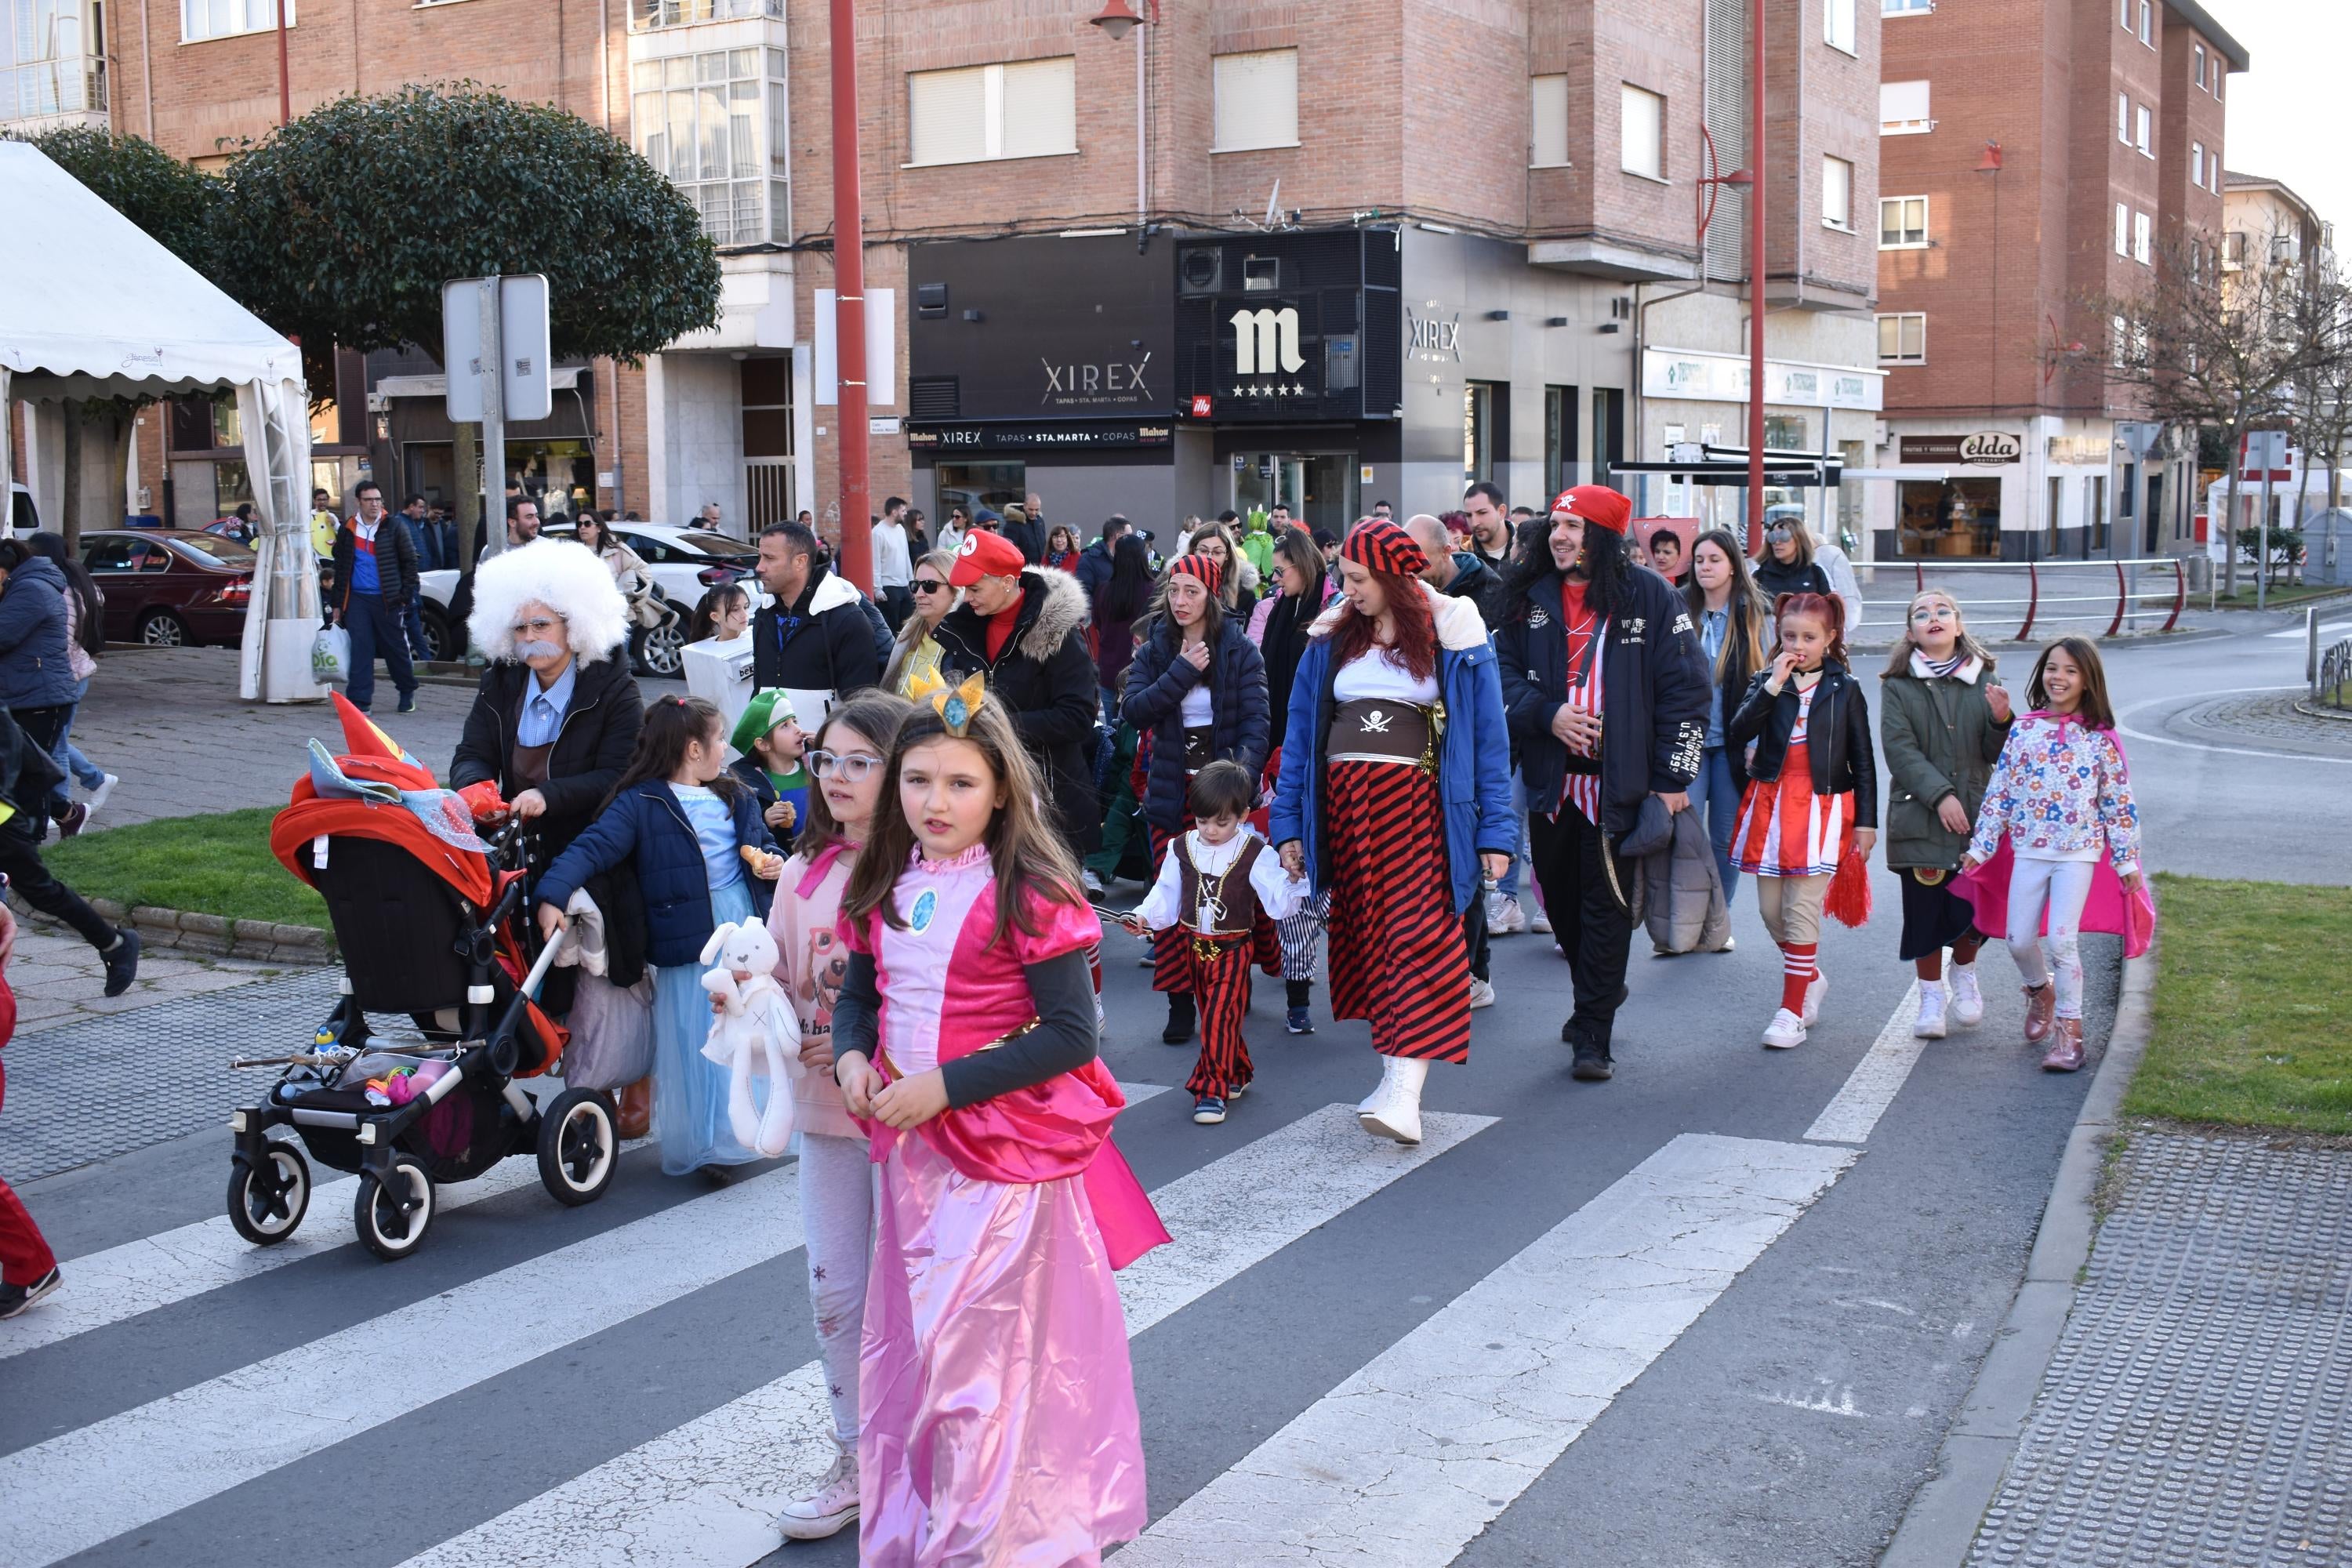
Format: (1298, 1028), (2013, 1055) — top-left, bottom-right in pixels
(0, 140), (301, 403)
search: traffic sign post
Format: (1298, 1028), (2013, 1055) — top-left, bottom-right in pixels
(444, 275), (552, 561)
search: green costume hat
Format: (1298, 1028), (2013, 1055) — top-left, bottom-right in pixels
(731, 688), (799, 753)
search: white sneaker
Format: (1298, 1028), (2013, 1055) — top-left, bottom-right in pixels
(84, 773), (118, 815)
(1082, 867), (1105, 895)
(1467, 975), (1496, 1010)
(1948, 964), (1985, 1028)
(778, 1447), (860, 1540)
(1358, 1055), (1427, 1145)
(1715, 935), (1736, 953)
(1762, 1008), (1807, 1050)
(1094, 994), (1108, 1035)
(1528, 904), (1552, 935)
(1801, 971), (1828, 1027)
(1914, 984), (1948, 1040)
(1484, 891), (1527, 935)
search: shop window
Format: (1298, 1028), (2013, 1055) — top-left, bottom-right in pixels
(1213, 49), (1299, 152)
(633, 47), (789, 245)
(1880, 195), (1928, 248)
(1765, 415), (1809, 451)
(906, 56), (1076, 168)
(1592, 387), (1624, 489)
(1898, 477), (2001, 557)
(183, 0), (289, 44)
(1822, 156), (1853, 230)
(1620, 84), (1664, 180)
(1880, 80), (1931, 135)
(1877, 312), (1926, 364)
(1544, 385), (1577, 498)
(1530, 74), (1569, 168)
(1824, 0), (1856, 53)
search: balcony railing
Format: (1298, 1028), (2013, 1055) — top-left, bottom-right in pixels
(629, 0), (780, 30)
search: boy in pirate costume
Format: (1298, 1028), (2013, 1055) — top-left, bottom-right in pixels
(1124, 760), (1306, 1126)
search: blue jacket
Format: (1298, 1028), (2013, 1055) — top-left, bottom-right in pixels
(1269, 586), (1515, 915)
(1123, 614), (1270, 833)
(0, 556), (79, 710)
(535, 779), (777, 967)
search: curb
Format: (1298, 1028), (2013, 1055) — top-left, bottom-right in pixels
(5, 891), (332, 965)
(1878, 937), (2158, 1568)
(2291, 699), (2352, 724)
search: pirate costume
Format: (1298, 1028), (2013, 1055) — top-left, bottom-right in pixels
(1131, 826), (1305, 1120)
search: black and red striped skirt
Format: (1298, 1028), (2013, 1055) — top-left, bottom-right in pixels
(1323, 760), (1472, 1063)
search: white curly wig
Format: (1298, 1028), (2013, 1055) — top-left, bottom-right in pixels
(466, 538), (630, 664)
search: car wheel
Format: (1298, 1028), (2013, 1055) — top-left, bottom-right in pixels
(420, 605), (456, 662)
(635, 621), (687, 679)
(137, 609), (190, 647)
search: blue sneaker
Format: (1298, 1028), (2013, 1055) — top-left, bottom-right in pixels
(1286, 1006), (1314, 1036)
(1192, 1095), (1226, 1125)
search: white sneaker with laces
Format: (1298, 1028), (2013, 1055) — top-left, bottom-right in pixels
(1528, 904), (1552, 935)
(1484, 891), (1528, 935)
(1914, 984), (1948, 1040)
(84, 773), (118, 817)
(1358, 1055), (1427, 1145)
(778, 1447), (860, 1540)
(1947, 964), (1985, 1028)
(1762, 1008), (1807, 1050)
(1082, 867), (1105, 895)
(1801, 971), (1828, 1027)
(1467, 975), (1496, 1009)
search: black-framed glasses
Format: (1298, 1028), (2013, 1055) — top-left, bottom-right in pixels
(808, 750), (885, 781)
(912, 579), (948, 593)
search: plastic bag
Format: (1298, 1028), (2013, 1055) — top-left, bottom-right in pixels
(312, 623), (352, 685)
(561, 972), (655, 1090)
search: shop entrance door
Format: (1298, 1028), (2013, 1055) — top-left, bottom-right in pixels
(1231, 452), (1355, 531)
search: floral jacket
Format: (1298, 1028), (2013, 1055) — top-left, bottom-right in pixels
(1967, 712), (2140, 875)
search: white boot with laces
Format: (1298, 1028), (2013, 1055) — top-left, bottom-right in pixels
(1913, 982), (1948, 1040)
(778, 1442), (860, 1540)
(1358, 1056), (1428, 1145)
(1947, 963), (1985, 1027)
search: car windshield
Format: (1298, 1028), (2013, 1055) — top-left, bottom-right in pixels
(675, 531), (752, 557)
(171, 534), (257, 566)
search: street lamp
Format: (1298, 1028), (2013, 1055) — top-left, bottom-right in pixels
(1087, 0), (1145, 41)
(1087, 0), (1159, 227)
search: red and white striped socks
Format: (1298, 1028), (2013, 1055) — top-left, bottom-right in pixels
(1779, 942), (1818, 1015)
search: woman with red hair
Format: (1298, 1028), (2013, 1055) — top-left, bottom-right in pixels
(1270, 521), (1514, 1145)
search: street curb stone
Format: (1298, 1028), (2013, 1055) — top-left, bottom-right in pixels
(1878, 937), (2157, 1568)
(5, 891), (331, 964)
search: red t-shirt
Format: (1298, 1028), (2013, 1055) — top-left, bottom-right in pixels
(1558, 579), (1597, 671)
(985, 590), (1027, 662)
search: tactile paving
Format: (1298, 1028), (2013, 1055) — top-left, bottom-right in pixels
(1969, 1127), (2352, 1567)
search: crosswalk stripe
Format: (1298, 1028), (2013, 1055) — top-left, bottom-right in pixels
(10, 1084), (1170, 1364)
(396, 1106), (1498, 1568)
(2270, 619), (2352, 639)
(1804, 980), (1926, 1145)
(1115, 1132), (1855, 1567)
(0, 1166), (805, 1568)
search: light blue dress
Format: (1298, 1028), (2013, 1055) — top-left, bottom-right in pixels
(651, 784), (763, 1175)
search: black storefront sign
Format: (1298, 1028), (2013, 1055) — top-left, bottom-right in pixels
(1173, 229), (1402, 424)
(906, 420), (1173, 452)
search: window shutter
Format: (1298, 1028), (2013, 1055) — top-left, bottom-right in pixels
(1880, 80), (1929, 127)
(1530, 74), (1569, 168)
(1000, 56), (1077, 158)
(1620, 85), (1664, 177)
(909, 65), (988, 167)
(1214, 49), (1300, 151)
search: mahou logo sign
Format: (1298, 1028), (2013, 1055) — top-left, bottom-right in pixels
(1229, 307), (1305, 376)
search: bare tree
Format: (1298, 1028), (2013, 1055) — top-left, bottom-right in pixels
(2287, 253), (2352, 546)
(2103, 223), (2345, 596)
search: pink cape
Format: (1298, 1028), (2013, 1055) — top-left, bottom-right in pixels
(1954, 840), (2156, 960)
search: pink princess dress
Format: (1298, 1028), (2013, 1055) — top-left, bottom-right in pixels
(843, 842), (1169, 1566)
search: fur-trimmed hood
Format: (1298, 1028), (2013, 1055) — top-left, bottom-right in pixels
(1308, 577), (1490, 652)
(935, 565), (1090, 668)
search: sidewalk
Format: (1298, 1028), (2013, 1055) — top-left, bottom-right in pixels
(7, 924), (300, 1036)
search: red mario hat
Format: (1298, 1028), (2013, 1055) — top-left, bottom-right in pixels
(1548, 485), (1632, 535)
(948, 528), (1027, 586)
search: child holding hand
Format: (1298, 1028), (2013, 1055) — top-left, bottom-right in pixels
(1123, 760), (1306, 1125)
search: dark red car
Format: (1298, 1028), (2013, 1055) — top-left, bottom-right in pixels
(80, 529), (256, 647)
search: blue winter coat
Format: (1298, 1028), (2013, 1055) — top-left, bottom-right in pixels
(1122, 614), (1270, 832)
(1269, 587), (1515, 915)
(0, 557), (80, 710)
(535, 779), (778, 967)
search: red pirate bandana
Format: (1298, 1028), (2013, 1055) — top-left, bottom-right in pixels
(1340, 519), (1428, 576)
(1170, 553), (1224, 597)
(1549, 485), (1632, 535)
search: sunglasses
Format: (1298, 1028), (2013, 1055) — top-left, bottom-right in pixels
(1766, 528), (1794, 543)
(912, 579), (948, 593)
(807, 749), (885, 781)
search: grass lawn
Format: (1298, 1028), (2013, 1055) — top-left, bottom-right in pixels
(41, 807), (327, 931)
(2126, 874), (2352, 1133)
(2209, 582), (2347, 610)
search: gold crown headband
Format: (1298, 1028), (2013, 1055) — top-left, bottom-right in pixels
(905, 668), (989, 738)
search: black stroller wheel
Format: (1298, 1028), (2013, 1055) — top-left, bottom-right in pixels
(227, 1142), (311, 1246)
(353, 1154), (436, 1261)
(537, 1088), (619, 1207)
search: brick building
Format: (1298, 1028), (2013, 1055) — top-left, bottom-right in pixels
(1871, 0), (2246, 563)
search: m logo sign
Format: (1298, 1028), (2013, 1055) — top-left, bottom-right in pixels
(1230, 307), (1305, 376)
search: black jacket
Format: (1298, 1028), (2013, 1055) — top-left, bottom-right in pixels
(330, 517), (421, 611)
(1258, 576), (1325, 750)
(1000, 514), (1046, 566)
(751, 562), (882, 696)
(450, 654), (646, 873)
(1726, 663), (1879, 829)
(1439, 551), (1505, 636)
(1122, 615), (1270, 833)
(1751, 557), (1833, 608)
(932, 567), (1102, 853)
(1074, 538), (1116, 610)
(1496, 565), (1711, 837)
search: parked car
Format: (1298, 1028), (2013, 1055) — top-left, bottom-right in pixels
(80, 528), (256, 647)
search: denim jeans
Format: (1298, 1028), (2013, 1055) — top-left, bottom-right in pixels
(1497, 771), (1529, 900)
(49, 677), (106, 806)
(1685, 746), (1744, 906)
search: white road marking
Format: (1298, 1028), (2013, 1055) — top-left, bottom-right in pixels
(396, 1107), (1497, 1568)
(1114, 1133), (1853, 1567)
(0, 1167), (805, 1568)
(2268, 619), (2352, 640)
(2116, 684), (2352, 766)
(1804, 981), (1926, 1144)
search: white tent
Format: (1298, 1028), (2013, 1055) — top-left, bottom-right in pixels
(0, 140), (323, 702)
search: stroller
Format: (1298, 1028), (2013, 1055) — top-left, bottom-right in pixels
(225, 697), (620, 1261)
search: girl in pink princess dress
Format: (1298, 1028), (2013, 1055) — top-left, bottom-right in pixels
(831, 673), (1169, 1566)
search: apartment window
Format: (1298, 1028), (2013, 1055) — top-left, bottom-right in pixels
(2224, 230), (2247, 268)
(2118, 92), (2129, 144)
(1530, 74), (1570, 168)
(2138, 0), (2151, 45)
(1880, 195), (1928, 247)
(2194, 43), (2207, 85)
(2118, 0), (2129, 27)
(2191, 142), (2204, 186)
(1822, 156), (1853, 229)
(2136, 104), (2151, 156)
(2116, 202), (2130, 256)
(1878, 313), (1926, 364)
(1620, 84), (1665, 179)
(907, 57), (1076, 167)
(2134, 210), (2152, 265)
(5, 0), (106, 115)
(633, 48), (790, 245)
(2111, 314), (2128, 368)
(184, 0), (291, 42)
(1883, 0), (1933, 13)
(1881, 80), (1932, 135)
(1211, 49), (1299, 152)
(1824, 0), (1856, 54)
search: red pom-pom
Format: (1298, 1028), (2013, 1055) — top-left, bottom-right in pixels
(1825, 837), (1872, 928)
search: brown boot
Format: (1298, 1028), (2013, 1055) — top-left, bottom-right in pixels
(616, 1076), (653, 1139)
(2022, 982), (2056, 1045)
(2040, 1016), (2084, 1073)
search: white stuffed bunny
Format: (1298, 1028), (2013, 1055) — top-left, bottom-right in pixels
(699, 920), (804, 1157)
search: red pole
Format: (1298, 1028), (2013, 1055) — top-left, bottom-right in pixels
(274, 0), (291, 125)
(828, 0), (873, 592)
(1745, 0), (1766, 554)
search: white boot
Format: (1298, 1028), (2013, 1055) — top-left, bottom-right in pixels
(1358, 1055), (1427, 1145)
(1947, 963), (1984, 1027)
(778, 1441), (860, 1540)
(1356, 1054), (1396, 1118)
(1913, 983), (1948, 1039)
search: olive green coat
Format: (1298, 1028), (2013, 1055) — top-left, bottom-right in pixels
(1879, 657), (2012, 869)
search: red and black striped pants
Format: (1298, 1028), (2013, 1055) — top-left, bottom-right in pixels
(1182, 932), (1257, 1099)
(1149, 824), (1280, 993)
(1323, 760), (1473, 1063)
